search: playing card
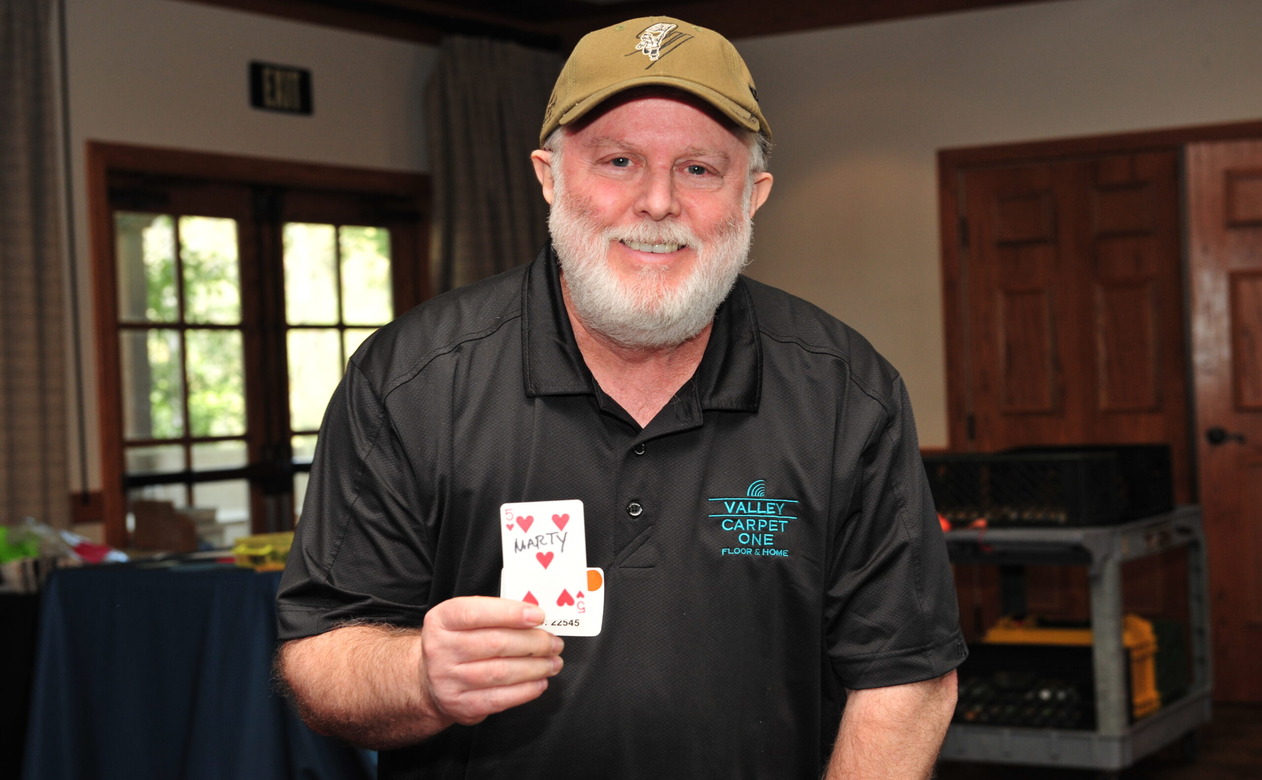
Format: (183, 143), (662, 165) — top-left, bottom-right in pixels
(500, 566), (605, 637)
(499, 499), (587, 574)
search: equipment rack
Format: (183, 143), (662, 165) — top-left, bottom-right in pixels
(939, 507), (1212, 774)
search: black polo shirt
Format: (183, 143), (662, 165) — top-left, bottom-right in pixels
(277, 247), (965, 779)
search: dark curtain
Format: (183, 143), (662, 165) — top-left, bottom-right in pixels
(424, 35), (561, 292)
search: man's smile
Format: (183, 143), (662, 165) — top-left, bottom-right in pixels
(620, 239), (686, 254)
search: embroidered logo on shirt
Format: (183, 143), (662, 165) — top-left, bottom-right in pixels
(709, 480), (798, 558)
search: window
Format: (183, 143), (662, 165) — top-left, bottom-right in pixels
(283, 221), (397, 519)
(90, 143), (428, 549)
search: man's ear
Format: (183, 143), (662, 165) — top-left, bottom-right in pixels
(748, 172), (773, 218)
(531, 150), (555, 206)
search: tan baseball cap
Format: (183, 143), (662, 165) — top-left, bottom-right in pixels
(540, 17), (771, 147)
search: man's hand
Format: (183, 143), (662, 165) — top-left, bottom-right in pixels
(277, 596), (564, 749)
(420, 596), (565, 728)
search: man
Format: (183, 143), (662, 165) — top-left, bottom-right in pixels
(277, 16), (965, 779)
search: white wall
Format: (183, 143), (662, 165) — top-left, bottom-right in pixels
(738, 0), (1262, 446)
(62, 0), (438, 489)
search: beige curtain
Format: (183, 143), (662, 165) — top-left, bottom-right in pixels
(1, 0), (69, 528)
(425, 36), (561, 292)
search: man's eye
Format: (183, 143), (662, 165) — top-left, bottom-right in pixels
(610, 157), (631, 168)
(685, 164), (711, 176)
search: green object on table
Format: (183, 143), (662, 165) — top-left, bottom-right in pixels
(0, 526), (40, 564)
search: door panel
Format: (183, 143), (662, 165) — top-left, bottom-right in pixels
(1187, 139), (1262, 702)
(955, 151), (1192, 502)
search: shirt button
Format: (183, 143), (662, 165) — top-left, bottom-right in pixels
(633, 443), (646, 456)
(626, 501), (643, 518)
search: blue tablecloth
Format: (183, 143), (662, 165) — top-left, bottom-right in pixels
(22, 563), (372, 780)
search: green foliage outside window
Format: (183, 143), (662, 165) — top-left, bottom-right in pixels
(118, 213), (391, 449)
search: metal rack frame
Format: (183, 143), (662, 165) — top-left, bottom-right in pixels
(940, 507), (1212, 771)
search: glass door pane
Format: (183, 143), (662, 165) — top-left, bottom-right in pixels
(114, 211), (250, 549)
(283, 221), (394, 521)
(340, 226), (393, 324)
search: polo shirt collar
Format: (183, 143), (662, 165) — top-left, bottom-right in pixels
(521, 246), (762, 414)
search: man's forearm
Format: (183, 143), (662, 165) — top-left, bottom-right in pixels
(276, 598), (564, 750)
(825, 670), (958, 779)
(278, 624), (449, 750)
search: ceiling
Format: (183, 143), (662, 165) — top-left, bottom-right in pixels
(185, 0), (1070, 48)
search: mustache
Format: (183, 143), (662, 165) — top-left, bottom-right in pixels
(602, 218), (700, 249)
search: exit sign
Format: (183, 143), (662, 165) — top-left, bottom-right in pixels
(249, 61), (313, 115)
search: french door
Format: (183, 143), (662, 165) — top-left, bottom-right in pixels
(91, 143), (428, 549)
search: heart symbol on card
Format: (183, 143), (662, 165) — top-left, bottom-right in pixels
(517, 515), (534, 533)
(536, 551), (554, 569)
(556, 589), (575, 607)
(522, 591), (538, 605)
(552, 513), (569, 530)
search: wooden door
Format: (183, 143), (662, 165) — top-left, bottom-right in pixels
(1186, 139), (1262, 703)
(946, 150), (1193, 638)
(952, 151), (1192, 501)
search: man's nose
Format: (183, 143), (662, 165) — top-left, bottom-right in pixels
(634, 167), (681, 221)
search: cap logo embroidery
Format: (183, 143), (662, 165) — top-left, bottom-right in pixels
(634, 22), (682, 63)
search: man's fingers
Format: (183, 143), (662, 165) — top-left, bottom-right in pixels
(425, 623), (564, 664)
(479, 628), (564, 663)
(425, 647), (563, 725)
(423, 596), (565, 666)
(426, 595), (547, 632)
(420, 595), (567, 726)
(450, 653), (564, 689)
(439, 678), (554, 726)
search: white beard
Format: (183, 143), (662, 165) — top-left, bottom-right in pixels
(548, 176), (755, 349)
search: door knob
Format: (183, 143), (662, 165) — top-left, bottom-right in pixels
(1206, 426), (1246, 445)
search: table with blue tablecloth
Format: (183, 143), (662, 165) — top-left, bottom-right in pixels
(22, 562), (373, 780)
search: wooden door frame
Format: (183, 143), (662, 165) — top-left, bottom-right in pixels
(937, 118), (1262, 456)
(87, 141), (431, 548)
